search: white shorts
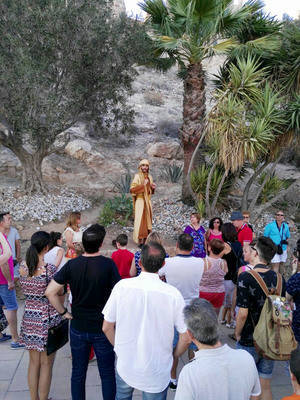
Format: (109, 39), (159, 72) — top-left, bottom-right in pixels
(271, 250), (287, 263)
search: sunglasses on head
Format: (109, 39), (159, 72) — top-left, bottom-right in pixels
(250, 246), (257, 252)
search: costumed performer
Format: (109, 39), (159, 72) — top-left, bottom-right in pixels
(130, 159), (156, 245)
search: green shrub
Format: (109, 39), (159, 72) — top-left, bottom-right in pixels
(99, 194), (133, 227)
(98, 203), (115, 226)
(197, 199), (206, 217)
(259, 172), (290, 203)
(190, 164), (233, 214)
(191, 165), (232, 201)
(161, 163), (183, 183)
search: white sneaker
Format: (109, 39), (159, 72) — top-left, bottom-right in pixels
(226, 322), (235, 329)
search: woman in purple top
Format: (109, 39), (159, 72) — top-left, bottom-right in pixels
(184, 213), (206, 258)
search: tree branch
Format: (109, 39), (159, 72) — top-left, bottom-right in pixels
(211, 169), (227, 213)
(241, 160), (268, 211)
(205, 159), (217, 218)
(249, 153), (284, 211)
(252, 179), (300, 223)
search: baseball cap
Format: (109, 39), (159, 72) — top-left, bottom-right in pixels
(230, 211), (244, 221)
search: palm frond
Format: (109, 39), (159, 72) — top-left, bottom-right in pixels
(212, 38), (239, 53)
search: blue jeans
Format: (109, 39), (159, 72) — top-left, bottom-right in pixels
(236, 342), (274, 379)
(0, 285), (18, 311)
(116, 371), (168, 400)
(70, 326), (116, 400)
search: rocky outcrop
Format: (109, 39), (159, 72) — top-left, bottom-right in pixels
(147, 141), (183, 160)
(64, 139), (125, 177)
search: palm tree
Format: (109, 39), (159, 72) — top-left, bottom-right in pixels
(139, 0), (278, 202)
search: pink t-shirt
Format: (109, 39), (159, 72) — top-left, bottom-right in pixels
(0, 235), (14, 284)
(208, 231), (223, 242)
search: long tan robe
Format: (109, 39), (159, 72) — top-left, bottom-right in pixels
(130, 170), (154, 244)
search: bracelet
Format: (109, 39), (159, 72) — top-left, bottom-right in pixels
(59, 308), (68, 316)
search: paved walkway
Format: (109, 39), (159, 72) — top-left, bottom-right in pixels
(0, 302), (293, 400)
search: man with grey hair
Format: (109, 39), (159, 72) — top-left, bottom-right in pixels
(175, 298), (261, 400)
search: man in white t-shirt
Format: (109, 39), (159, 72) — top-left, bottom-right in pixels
(102, 242), (190, 400)
(175, 298), (261, 400)
(158, 233), (204, 390)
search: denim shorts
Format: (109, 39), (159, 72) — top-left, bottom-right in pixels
(0, 285), (18, 311)
(236, 342), (274, 379)
(173, 328), (197, 352)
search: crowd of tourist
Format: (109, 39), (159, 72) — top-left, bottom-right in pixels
(0, 209), (299, 400)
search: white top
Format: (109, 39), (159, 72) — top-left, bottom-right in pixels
(175, 344), (261, 400)
(63, 227), (82, 243)
(158, 255), (204, 305)
(7, 227), (20, 259)
(44, 246), (65, 270)
(102, 271), (187, 393)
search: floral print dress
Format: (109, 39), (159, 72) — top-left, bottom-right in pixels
(184, 225), (206, 258)
(19, 263), (61, 351)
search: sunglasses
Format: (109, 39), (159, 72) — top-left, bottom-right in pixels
(214, 221), (220, 224)
(276, 214), (284, 216)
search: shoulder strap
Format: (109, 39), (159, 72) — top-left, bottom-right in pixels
(248, 270), (270, 297)
(45, 264), (51, 325)
(275, 273), (282, 296)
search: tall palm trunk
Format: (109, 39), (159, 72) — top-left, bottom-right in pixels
(181, 62), (206, 204)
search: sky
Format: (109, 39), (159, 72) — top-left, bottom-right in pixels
(124, 0), (300, 20)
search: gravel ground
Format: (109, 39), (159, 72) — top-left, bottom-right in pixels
(0, 187), (91, 224)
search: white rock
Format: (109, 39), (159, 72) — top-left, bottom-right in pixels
(147, 141), (183, 160)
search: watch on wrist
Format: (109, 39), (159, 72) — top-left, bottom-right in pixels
(60, 308), (68, 316)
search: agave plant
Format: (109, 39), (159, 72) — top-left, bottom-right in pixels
(110, 170), (132, 194)
(161, 163), (183, 183)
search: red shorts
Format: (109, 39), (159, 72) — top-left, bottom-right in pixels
(199, 291), (225, 308)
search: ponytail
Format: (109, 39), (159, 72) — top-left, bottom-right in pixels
(26, 231), (51, 276)
(26, 245), (39, 277)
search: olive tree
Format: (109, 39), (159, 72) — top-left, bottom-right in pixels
(0, 0), (149, 193)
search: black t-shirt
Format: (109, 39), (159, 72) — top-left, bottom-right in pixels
(222, 241), (242, 281)
(236, 265), (286, 347)
(54, 255), (121, 333)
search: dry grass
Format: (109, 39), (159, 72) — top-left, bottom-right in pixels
(143, 90), (164, 106)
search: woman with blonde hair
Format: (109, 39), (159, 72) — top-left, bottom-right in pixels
(130, 232), (168, 276)
(63, 211), (82, 260)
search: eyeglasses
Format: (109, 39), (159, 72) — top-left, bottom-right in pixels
(276, 214), (284, 216)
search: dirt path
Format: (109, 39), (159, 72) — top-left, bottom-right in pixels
(18, 206), (177, 258)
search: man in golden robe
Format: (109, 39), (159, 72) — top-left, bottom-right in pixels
(130, 159), (156, 244)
